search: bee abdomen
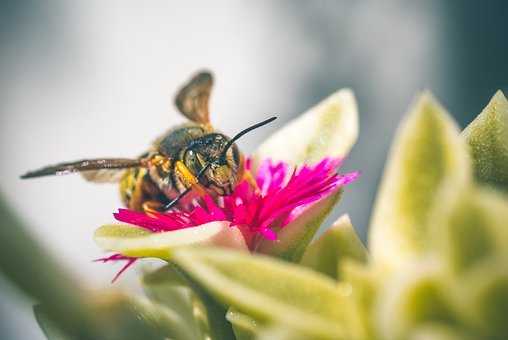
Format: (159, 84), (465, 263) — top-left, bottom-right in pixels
(119, 167), (165, 211)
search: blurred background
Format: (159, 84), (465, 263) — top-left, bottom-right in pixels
(1, 1), (507, 338)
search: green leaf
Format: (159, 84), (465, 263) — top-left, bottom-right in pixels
(255, 326), (308, 340)
(462, 90), (508, 192)
(369, 92), (471, 270)
(120, 296), (197, 340)
(254, 89), (358, 167)
(257, 190), (341, 262)
(34, 305), (74, 340)
(301, 214), (367, 279)
(375, 261), (458, 340)
(35, 292), (186, 340)
(226, 308), (258, 340)
(171, 247), (349, 339)
(143, 264), (236, 340)
(94, 222), (247, 259)
(409, 324), (472, 340)
(142, 265), (211, 340)
(339, 260), (380, 340)
(451, 258), (508, 338)
(430, 186), (508, 274)
(0, 196), (101, 339)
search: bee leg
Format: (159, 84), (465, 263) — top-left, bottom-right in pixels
(159, 187), (192, 211)
(142, 200), (164, 214)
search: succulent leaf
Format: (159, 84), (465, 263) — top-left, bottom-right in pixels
(226, 308), (258, 340)
(369, 92), (471, 270)
(254, 89), (358, 167)
(462, 90), (508, 192)
(171, 247), (349, 339)
(408, 324), (472, 340)
(142, 265), (211, 340)
(34, 305), (73, 340)
(94, 222), (247, 259)
(430, 186), (508, 274)
(375, 261), (457, 340)
(301, 214), (367, 279)
(451, 259), (508, 338)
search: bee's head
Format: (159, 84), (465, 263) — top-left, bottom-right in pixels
(184, 133), (242, 195)
(184, 117), (277, 196)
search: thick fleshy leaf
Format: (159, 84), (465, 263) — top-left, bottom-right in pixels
(451, 259), (508, 338)
(171, 247), (349, 339)
(94, 222), (247, 259)
(301, 214), (367, 279)
(35, 292), (190, 340)
(0, 196), (108, 339)
(254, 89), (358, 167)
(34, 305), (73, 340)
(255, 326), (308, 340)
(430, 186), (508, 274)
(375, 261), (457, 340)
(142, 265), (211, 340)
(227, 308), (258, 340)
(369, 92), (471, 269)
(409, 324), (472, 340)
(340, 260), (380, 340)
(462, 90), (508, 192)
(257, 190), (341, 262)
(144, 265), (236, 340)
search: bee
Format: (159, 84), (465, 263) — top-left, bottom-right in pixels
(21, 71), (276, 212)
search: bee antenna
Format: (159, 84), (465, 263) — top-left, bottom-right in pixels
(219, 116), (277, 162)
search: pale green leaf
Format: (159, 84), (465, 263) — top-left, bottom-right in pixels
(255, 326), (308, 340)
(369, 92), (471, 270)
(451, 258), (508, 338)
(301, 214), (367, 279)
(171, 247), (349, 339)
(339, 260), (380, 340)
(0, 196), (98, 339)
(462, 90), (508, 192)
(375, 261), (457, 340)
(257, 190), (341, 262)
(142, 265), (210, 340)
(430, 186), (508, 274)
(227, 308), (258, 340)
(409, 324), (472, 340)
(94, 222), (247, 259)
(34, 305), (74, 340)
(254, 89), (358, 167)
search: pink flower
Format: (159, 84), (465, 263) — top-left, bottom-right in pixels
(98, 157), (359, 281)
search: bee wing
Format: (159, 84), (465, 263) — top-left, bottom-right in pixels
(80, 169), (126, 183)
(21, 158), (142, 180)
(175, 71), (213, 124)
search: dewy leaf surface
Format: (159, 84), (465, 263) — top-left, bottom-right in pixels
(462, 90), (508, 192)
(94, 222), (247, 259)
(301, 214), (367, 280)
(171, 247), (349, 339)
(254, 89), (358, 167)
(369, 92), (471, 270)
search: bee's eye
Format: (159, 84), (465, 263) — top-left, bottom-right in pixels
(184, 149), (206, 175)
